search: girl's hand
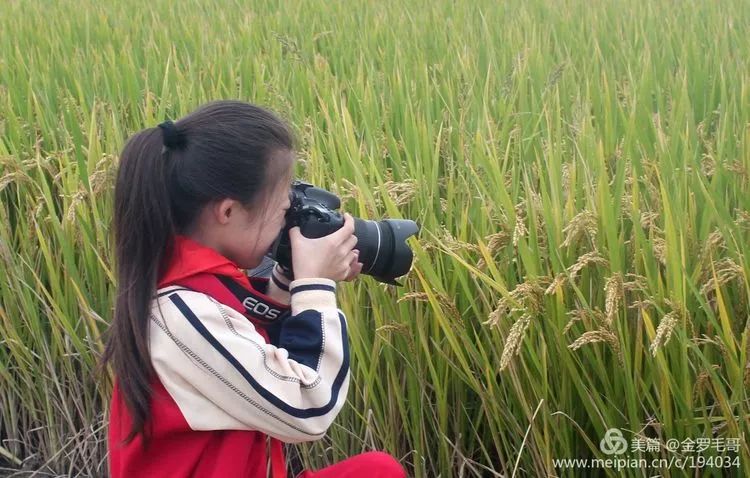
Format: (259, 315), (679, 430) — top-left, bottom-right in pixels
(341, 247), (364, 282)
(289, 213), (364, 282)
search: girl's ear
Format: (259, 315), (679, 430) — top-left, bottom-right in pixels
(214, 198), (236, 224)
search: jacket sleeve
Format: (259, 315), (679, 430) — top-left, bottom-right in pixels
(149, 278), (350, 443)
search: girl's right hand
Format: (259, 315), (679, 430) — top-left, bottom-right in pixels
(288, 213), (363, 282)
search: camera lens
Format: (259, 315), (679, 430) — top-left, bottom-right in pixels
(353, 218), (420, 285)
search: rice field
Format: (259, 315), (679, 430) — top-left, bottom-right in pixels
(1, 0), (749, 476)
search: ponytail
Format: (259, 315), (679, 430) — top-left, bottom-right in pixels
(99, 126), (177, 444)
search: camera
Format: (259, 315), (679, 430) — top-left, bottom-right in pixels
(267, 180), (420, 286)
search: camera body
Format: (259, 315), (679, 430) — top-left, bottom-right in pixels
(267, 180), (419, 286)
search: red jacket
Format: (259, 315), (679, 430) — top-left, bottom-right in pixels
(108, 235), (350, 477)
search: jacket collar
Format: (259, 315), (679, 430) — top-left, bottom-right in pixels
(157, 234), (252, 290)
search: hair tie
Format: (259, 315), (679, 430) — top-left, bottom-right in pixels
(157, 119), (187, 150)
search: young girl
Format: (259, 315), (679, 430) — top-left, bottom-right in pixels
(100, 100), (407, 478)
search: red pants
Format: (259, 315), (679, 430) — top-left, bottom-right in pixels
(298, 451), (406, 478)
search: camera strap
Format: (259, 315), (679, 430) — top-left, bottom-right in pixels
(214, 274), (291, 324)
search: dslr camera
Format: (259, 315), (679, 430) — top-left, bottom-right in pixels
(267, 180), (420, 285)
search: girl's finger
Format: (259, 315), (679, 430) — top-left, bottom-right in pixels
(344, 262), (364, 281)
(345, 249), (358, 263)
(342, 234), (358, 251)
(348, 254), (359, 268)
(330, 213), (355, 242)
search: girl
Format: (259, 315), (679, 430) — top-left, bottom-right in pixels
(100, 100), (407, 478)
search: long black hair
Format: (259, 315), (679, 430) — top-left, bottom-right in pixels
(98, 100), (295, 444)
